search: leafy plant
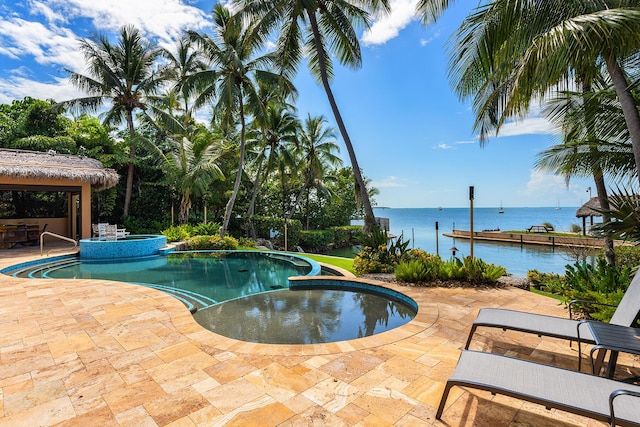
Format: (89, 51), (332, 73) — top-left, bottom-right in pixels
(439, 258), (467, 280)
(299, 230), (335, 250)
(192, 222), (221, 236)
(613, 245), (640, 270)
(395, 260), (437, 283)
(162, 224), (192, 242)
(359, 227), (389, 248)
(562, 258), (632, 322)
(182, 235), (239, 250)
(590, 185), (640, 241)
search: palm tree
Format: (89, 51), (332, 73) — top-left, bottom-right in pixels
(246, 98), (300, 237)
(537, 84), (635, 263)
(237, 0), (389, 231)
(294, 114), (342, 227)
(161, 37), (208, 125)
(59, 25), (166, 218)
(417, 0), (640, 183)
(146, 126), (224, 224)
(187, 4), (294, 237)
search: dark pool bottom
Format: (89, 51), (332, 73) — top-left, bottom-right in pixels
(193, 280), (418, 344)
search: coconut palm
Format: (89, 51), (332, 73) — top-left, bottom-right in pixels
(417, 0), (640, 182)
(237, 0), (389, 231)
(59, 25), (166, 218)
(161, 37), (208, 125)
(294, 114), (342, 227)
(146, 126), (224, 224)
(246, 98), (300, 237)
(537, 82), (634, 262)
(187, 4), (294, 237)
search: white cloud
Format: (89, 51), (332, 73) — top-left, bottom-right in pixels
(435, 143), (454, 149)
(456, 140), (476, 145)
(371, 176), (408, 188)
(0, 19), (83, 69)
(521, 170), (567, 195)
(42, 0), (209, 42)
(419, 30), (440, 47)
(0, 75), (84, 104)
(362, 0), (419, 46)
(494, 116), (560, 138)
(28, 1), (67, 25)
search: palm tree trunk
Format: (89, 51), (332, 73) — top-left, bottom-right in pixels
(179, 194), (191, 224)
(606, 56), (640, 185)
(220, 101), (247, 238)
(247, 158), (265, 239)
(307, 13), (376, 232)
(123, 109), (136, 218)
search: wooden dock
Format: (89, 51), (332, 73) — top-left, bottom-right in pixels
(443, 229), (624, 248)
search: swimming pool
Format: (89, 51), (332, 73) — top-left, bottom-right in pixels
(194, 278), (418, 344)
(3, 251), (419, 344)
(4, 251), (320, 313)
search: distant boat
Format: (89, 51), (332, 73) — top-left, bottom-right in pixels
(438, 206), (443, 211)
(555, 199), (562, 210)
(498, 202), (504, 214)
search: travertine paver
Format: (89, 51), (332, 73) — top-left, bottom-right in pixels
(0, 246), (637, 426)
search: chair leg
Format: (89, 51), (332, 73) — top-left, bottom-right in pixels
(436, 381), (454, 420)
(464, 325), (478, 350)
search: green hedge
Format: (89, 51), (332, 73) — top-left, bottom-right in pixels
(299, 230), (334, 251)
(181, 235), (239, 250)
(331, 226), (363, 246)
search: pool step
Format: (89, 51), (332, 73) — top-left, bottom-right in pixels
(130, 282), (217, 313)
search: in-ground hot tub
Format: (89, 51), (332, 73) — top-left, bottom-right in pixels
(79, 234), (167, 259)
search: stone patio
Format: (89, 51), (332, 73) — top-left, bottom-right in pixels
(0, 246), (636, 426)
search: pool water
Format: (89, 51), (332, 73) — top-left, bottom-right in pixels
(193, 288), (417, 344)
(7, 251), (317, 312)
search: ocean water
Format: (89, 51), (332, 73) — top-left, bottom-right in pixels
(367, 207), (599, 277)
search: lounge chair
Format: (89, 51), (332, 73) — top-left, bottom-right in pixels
(437, 350), (640, 426)
(464, 269), (640, 351)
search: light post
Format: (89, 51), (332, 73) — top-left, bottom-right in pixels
(586, 186), (592, 199)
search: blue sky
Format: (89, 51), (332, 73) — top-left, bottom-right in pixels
(0, 0), (595, 208)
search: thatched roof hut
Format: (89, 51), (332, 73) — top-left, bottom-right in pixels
(0, 149), (119, 191)
(576, 197), (602, 235)
(575, 197), (603, 218)
(0, 149), (120, 240)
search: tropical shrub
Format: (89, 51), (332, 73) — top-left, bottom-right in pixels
(238, 237), (256, 248)
(353, 244), (397, 275)
(527, 269), (565, 293)
(395, 254), (505, 285)
(562, 258), (633, 322)
(613, 245), (640, 270)
(353, 231), (412, 275)
(182, 235), (239, 250)
(331, 225), (363, 247)
(162, 224), (192, 242)
(299, 230), (334, 251)
(192, 222), (221, 236)
(395, 260), (436, 283)
(439, 258), (467, 280)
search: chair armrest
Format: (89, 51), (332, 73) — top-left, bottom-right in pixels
(568, 299), (618, 319)
(610, 389), (640, 426)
